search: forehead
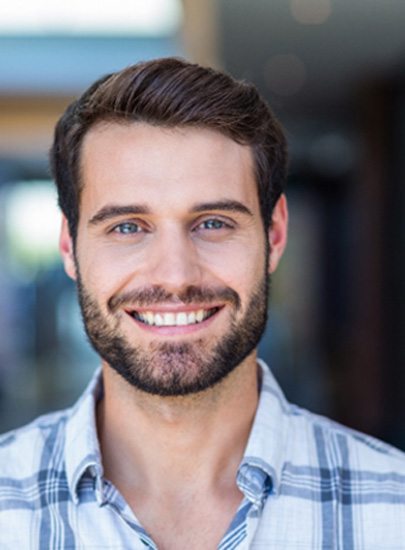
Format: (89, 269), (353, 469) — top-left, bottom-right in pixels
(80, 122), (259, 214)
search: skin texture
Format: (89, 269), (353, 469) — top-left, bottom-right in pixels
(74, 265), (270, 396)
(60, 122), (288, 549)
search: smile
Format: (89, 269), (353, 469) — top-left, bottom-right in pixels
(130, 307), (220, 327)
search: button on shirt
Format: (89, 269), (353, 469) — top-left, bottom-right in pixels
(0, 360), (405, 549)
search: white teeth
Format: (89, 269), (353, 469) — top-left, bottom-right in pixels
(176, 312), (188, 326)
(136, 308), (215, 327)
(146, 312), (154, 325)
(154, 313), (164, 327)
(187, 312), (196, 324)
(163, 313), (175, 326)
(195, 309), (204, 322)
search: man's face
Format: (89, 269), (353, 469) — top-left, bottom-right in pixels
(61, 123), (286, 396)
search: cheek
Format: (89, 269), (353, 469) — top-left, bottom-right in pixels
(76, 240), (138, 301)
(198, 240), (266, 291)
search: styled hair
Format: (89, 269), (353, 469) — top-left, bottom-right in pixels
(50, 57), (288, 240)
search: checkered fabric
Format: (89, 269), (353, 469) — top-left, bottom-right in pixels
(1, 360), (404, 549)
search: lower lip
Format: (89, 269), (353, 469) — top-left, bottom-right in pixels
(126, 308), (222, 336)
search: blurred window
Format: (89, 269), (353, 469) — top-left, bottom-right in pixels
(5, 181), (60, 276)
(0, 0), (182, 36)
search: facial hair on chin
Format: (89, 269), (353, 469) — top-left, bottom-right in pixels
(75, 268), (270, 397)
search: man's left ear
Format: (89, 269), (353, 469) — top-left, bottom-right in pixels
(268, 194), (288, 274)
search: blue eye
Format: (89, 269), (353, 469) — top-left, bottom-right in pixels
(114, 222), (141, 234)
(200, 219), (227, 230)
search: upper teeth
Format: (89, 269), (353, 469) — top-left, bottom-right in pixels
(136, 309), (211, 327)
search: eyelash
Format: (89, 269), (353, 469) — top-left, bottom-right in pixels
(193, 218), (233, 231)
(111, 222), (143, 234)
(109, 216), (234, 236)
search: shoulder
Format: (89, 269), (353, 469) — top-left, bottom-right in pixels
(291, 405), (405, 472)
(257, 360), (405, 484)
(257, 403), (405, 549)
(0, 408), (70, 480)
(0, 410), (71, 546)
(258, 359), (405, 474)
(282, 403), (405, 515)
(264, 406), (405, 547)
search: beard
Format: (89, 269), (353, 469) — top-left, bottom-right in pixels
(76, 268), (270, 397)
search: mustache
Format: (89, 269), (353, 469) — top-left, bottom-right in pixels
(108, 285), (241, 313)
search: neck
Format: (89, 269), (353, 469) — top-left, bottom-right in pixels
(97, 354), (260, 497)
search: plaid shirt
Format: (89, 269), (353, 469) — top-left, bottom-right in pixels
(1, 360), (405, 549)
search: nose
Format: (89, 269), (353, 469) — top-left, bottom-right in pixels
(147, 226), (202, 293)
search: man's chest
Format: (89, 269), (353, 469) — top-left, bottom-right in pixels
(125, 491), (245, 550)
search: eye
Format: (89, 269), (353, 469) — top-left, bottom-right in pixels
(112, 222), (143, 234)
(196, 218), (230, 231)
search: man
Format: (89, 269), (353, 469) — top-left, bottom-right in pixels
(0, 58), (404, 549)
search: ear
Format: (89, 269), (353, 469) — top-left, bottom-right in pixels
(268, 194), (288, 274)
(59, 216), (77, 281)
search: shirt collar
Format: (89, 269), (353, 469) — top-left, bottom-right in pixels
(64, 359), (290, 506)
(64, 367), (105, 505)
(237, 359), (290, 505)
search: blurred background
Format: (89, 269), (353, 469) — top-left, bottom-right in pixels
(0, 0), (404, 449)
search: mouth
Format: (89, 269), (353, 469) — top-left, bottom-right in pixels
(127, 306), (221, 327)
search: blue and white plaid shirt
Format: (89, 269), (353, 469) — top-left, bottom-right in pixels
(1, 359), (405, 549)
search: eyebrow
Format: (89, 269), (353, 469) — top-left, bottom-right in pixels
(191, 200), (253, 217)
(88, 199), (253, 226)
(88, 204), (151, 225)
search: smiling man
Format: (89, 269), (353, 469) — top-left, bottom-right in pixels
(72, 123), (273, 400)
(1, 58), (405, 549)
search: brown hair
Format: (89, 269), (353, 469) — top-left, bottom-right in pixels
(50, 57), (288, 240)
